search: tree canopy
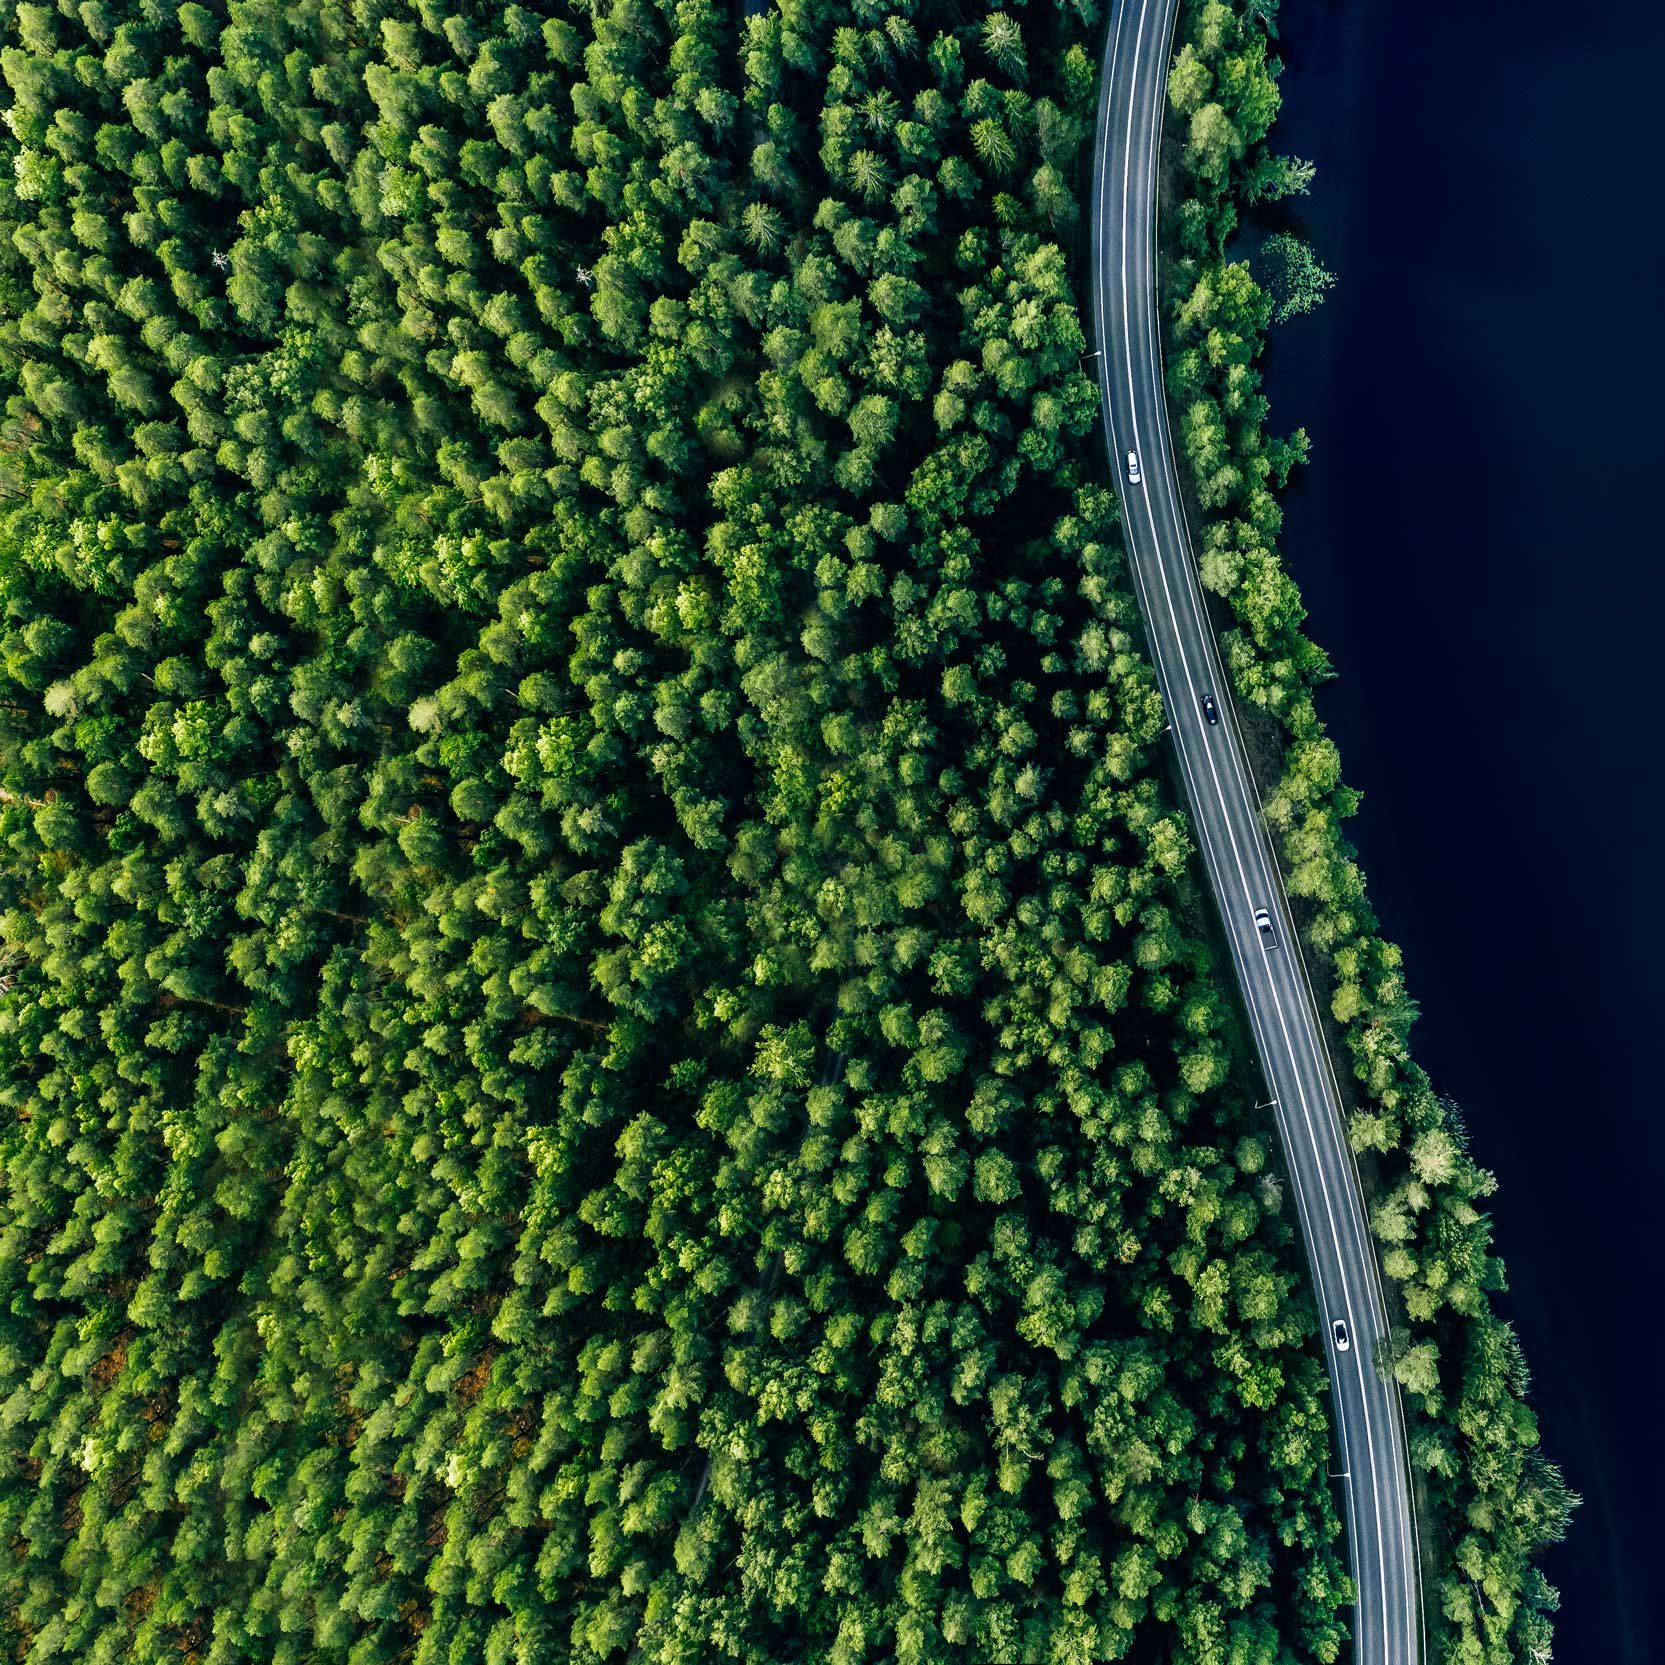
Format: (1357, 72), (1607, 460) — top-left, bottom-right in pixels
(0, 0), (1565, 1662)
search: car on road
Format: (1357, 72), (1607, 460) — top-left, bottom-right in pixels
(1331, 1318), (1351, 1353)
(1201, 693), (1218, 725)
(1253, 907), (1274, 942)
(1126, 450), (1141, 484)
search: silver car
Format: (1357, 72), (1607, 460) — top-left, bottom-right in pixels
(1126, 450), (1141, 484)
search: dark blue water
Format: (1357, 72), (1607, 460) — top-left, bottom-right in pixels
(1261, 2), (1665, 1658)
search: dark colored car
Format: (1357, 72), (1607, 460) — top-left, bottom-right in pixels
(1201, 693), (1219, 725)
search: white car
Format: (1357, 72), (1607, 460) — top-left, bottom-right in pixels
(1253, 907), (1274, 942)
(1331, 1318), (1351, 1354)
(1126, 450), (1142, 484)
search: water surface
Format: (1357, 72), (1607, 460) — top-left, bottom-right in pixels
(1261, 2), (1665, 1656)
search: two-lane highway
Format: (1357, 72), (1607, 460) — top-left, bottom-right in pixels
(1089, 4), (1423, 1662)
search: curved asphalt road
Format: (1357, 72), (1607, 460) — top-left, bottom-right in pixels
(1089, 5), (1423, 1662)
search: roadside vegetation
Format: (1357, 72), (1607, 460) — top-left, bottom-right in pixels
(0, 0), (1563, 1662)
(1164, 3), (1574, 1660)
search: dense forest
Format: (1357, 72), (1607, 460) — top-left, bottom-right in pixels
(0, 0), (1565, 1662)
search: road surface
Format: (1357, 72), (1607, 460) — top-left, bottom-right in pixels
(1088, 4), (1424, 1661)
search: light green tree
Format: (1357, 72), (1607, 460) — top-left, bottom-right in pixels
(1258, 232), (1337, 322)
